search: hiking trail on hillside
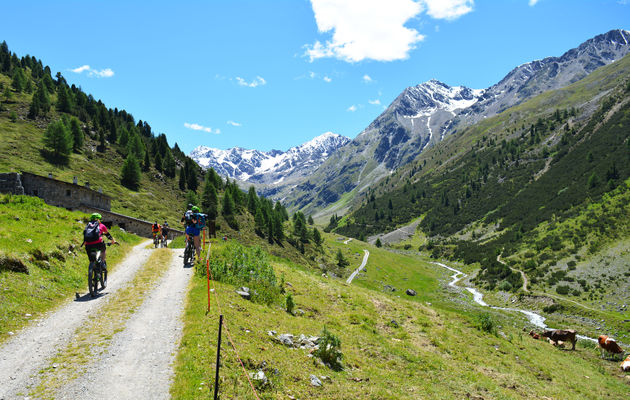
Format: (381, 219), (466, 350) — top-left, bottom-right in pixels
(0, 241), (192, 399)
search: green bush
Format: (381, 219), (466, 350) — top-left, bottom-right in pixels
(476, 313), (497, 335)
(285, 293), (295, 314)
(556, 285), (570, 295)
(314, 327), (343, 371)
(201, 242), (280, 305)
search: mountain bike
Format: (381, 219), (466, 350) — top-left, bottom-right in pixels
(153, 233), (160, 248)
(183, 235), (195, 266)
(161, 234), (168, 248)
(87, 242), (114, 298)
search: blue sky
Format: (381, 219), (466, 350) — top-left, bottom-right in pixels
(2, 1), (629, 153)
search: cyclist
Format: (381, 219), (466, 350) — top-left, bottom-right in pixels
(151, 221), (161, 244)
(181, 205), (201, 261)
(161, 221), (170, 247)
(82, 213), (116, 285)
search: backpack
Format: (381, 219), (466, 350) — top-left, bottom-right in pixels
(84, 221), (101, 243)
(184, 210), (194, 225)
(195, 213), (206, 229)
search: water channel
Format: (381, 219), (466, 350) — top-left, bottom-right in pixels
(432, 262), (597, 343)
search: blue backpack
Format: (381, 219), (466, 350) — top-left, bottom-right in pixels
(195, 213), (206, 229)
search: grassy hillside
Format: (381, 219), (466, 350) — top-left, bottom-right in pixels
(172, 238), (630, 399)
(0, 194), (141, 342)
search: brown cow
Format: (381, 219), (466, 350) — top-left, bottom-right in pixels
(529, 330), (540, 340)
(541, 329), (577, 350)
(621, 355), (630, 372)
(598, 335), (623, 358)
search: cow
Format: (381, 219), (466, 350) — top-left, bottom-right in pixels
(529, 330), (540, 340)
(541, 329), (577, 350)
(597, 335), (623, 359)
(621, 355), (630, 372)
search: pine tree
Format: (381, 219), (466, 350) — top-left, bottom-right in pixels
(56, 85), (74, 113)
(313, 227), (322, 246)
(222, 190), (235, 216)
(254, 207), (266, 236)
(121, 153), (141, 190)
(247, 186), (259, 214)
(178, 167), (187, 191)
(98, 130), (106, 152)
(336, 249), (349, 268)
(11, 68), (25, 92)
(186, 160), (198, 191)
(69, 117), (84, 152)
(143, 149), (151, 171)
(164, 150), (176, 178)
(43, 119), (73, 161)
(154, 152), (163, 172)
(201, 180), (218, 219)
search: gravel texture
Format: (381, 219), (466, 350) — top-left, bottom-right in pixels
(56, 247), (191, 399)
(0, 241), (191, 400)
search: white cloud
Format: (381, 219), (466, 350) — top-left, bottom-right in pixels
(305, 0), (473, 63)
(72, 65), (90, 73)
(528, 0), (539, 5)
(215, 128), (221, 134)
(423, 0), (474, 20)
(184, 122), (215, 133)
(227, 120), (241, 127)
(363, 74), (373, 83)
(70, 65), (115, 78)
(323, 76), (332, 82)
(368, 99), (381, 105)
(347, 105), (358, 112)
(235, 76), (266, 87)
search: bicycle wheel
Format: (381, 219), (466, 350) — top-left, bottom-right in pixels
(98, 261), (106, 291)
(154, 236), (158, 248)
(183, 242), (192, 265)
(88, 263), (98, 297)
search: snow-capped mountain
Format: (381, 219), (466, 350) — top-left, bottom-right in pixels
(283, 29), (630, 215)
(189, 132), (350, 185)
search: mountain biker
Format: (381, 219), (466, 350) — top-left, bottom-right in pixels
(161, 221), (169, 246)
(181, 205), (201, 261)
(82, 213), (116, 281)
(151, 221), (161, 243)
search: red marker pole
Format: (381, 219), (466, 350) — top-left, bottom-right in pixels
(206, 258), (211, 313)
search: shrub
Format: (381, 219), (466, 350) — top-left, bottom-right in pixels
(285, 293), (294, 314)
(556, 285), (570, 295)
(476, 313), (497, 335)
(498, 280), (513, 291)
(314, 327), (343, 371)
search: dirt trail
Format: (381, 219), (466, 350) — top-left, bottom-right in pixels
(0, 241), (154, 399)
(346, 250), (370, 284)
(56, 247), (191, 399)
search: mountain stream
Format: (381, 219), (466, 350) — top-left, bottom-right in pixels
(432, 262), (597, 343)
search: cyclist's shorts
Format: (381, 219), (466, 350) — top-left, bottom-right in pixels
(85, 242), (106, 261)
(185, 226), (201, 236)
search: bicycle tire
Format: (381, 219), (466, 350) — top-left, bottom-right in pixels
(98, 261), (106, 291)
(183, 242), (192, 265)
(88, 263), (98, 297)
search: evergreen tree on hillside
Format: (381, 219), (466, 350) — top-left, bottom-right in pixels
(222, 190), (235, 217)
(43, 119), (73, 161)
(11, 68), (26, 92)
(254, 207), (266, 236)
(163, 150), (176, 178)
(207, 167), (223, 190)
(69, 117), (84, 152)
(178, 167), (187, 191)
(120, 153), (141, 190)
(336, 249), (349, 268)
(201, 180), (218, 220)
(118, 127), (129, 147)
(247, 186), (259, 215)
(154, 152), (163, 172)
(56, 85), (74, 113)
(185, 159), (198, 191)
(313, 227), (322, 246)
(142, 149), (151, 171)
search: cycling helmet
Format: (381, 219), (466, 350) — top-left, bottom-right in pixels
(192, 206), (200, 212)
(187, 203), (193, 209)
(90, 213), (102, 221)
(164, 221), (169, 226)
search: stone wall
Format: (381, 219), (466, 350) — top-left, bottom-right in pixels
(0, 173), (25, 195)
(19, 172), (111, 211)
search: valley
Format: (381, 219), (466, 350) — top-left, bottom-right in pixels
(1, 25), (630, 399)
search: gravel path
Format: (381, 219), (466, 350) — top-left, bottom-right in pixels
(346, 250), (370, 284)
(56, 247), (191, 399)
(0, 241), (153, 400)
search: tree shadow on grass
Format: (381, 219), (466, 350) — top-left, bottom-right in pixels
(39, 148), (69, 166)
